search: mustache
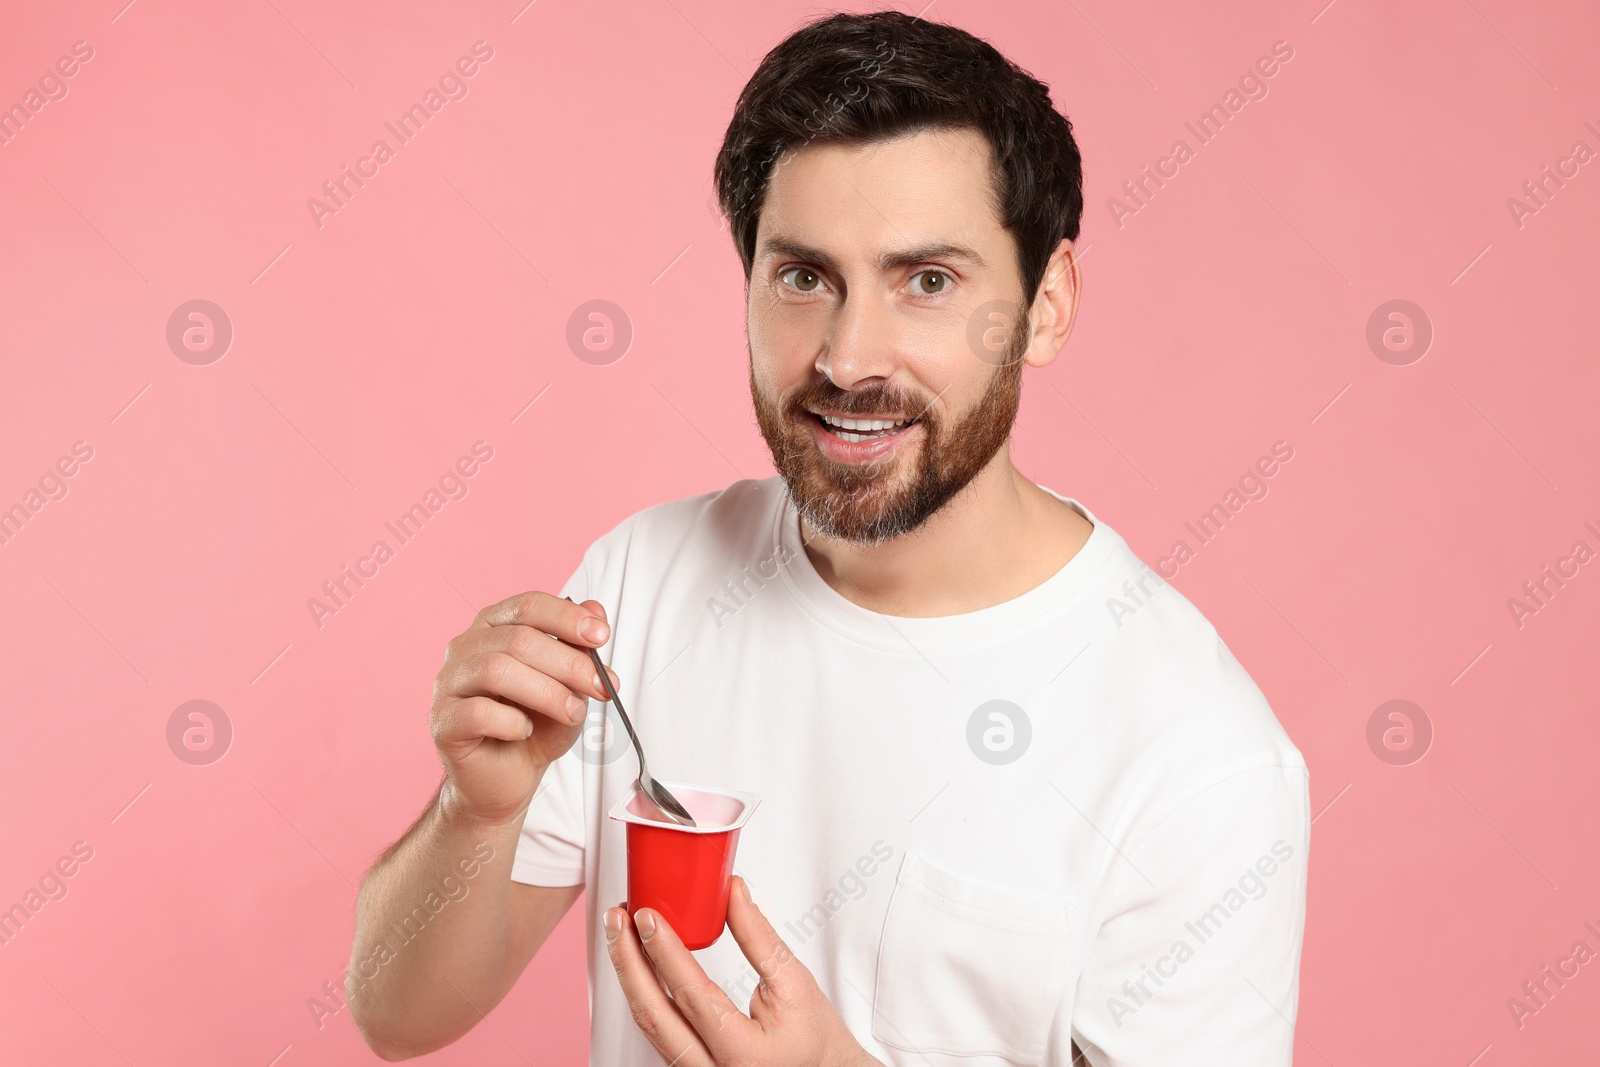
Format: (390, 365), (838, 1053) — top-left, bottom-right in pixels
(782, 380), (939, 422)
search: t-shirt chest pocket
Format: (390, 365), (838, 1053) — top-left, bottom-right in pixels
(871, 850), (1076, 1064)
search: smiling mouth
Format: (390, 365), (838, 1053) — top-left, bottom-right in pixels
(810, 411), (920, 443)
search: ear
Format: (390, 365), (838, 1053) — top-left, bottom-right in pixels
(1023, 238), (1082, 369)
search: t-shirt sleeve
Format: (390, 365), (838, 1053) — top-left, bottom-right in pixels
(1069, 761), (1311, 1066)
(508, 557), (593, 887)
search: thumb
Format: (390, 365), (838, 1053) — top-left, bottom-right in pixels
(726, 876), (803, 1001)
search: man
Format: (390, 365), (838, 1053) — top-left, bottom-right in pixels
(350, 11), (1309, 1065)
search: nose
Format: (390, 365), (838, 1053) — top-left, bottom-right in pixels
(816, 291), (900, 392)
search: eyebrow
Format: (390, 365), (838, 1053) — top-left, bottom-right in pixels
(757, 236), (986, 275)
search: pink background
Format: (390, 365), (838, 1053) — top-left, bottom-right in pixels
(2, 0), (1596, 1063)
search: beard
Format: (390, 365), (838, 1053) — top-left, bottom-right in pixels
(750, 309), (1028, 546)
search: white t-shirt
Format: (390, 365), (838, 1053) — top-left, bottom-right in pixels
(512, 475), (1309, 1066)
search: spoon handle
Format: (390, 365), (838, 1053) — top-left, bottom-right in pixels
(564, 598), (696, 826)
(582, 642), (643, 758)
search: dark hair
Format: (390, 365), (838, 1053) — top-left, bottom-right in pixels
(713, 10), (1083, 305)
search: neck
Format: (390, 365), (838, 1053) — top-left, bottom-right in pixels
(798, 448), (1094, 617)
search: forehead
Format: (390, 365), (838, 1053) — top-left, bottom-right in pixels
(755, 127), (1003, 258)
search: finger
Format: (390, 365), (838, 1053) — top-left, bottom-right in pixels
(474, 590), (610, 648)
(457, 623), (612, 703)
(604, 904), (713, 1067)
(630, 907), (755, 1052)
(448, 648), (594, 727)
(725, 876), (806, 1006)
(431, 694), (537, 747)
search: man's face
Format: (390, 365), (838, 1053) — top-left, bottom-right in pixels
(746, 127), (1035, 545)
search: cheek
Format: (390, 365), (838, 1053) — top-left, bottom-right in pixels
(749, 304), (824, 379)
(747, 282), (781, 324)
(751, 288), (829, 339)
(900, 344), (986, 416)
(745, 338), (794, 406)
(902, 309), (979, 378)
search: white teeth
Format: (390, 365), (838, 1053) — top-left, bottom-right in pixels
(820, 414), (908, 432)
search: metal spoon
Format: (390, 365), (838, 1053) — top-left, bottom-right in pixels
(565, 597), (696, 827)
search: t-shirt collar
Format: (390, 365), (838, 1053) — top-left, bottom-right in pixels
(769, 478), (1121, 653)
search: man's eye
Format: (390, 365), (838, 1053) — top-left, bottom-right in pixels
(780, 267), (825, 293)
(910, 270), (951, 295)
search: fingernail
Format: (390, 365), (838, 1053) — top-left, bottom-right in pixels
(604, 908), (622, 942)
(591, 672), (604, 694)
(567, 694), (586, 722)
(580, 616), (610, 644)
(635, 909), (656, 941)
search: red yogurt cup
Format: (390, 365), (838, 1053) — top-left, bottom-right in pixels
(607, 780), (761, 950)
